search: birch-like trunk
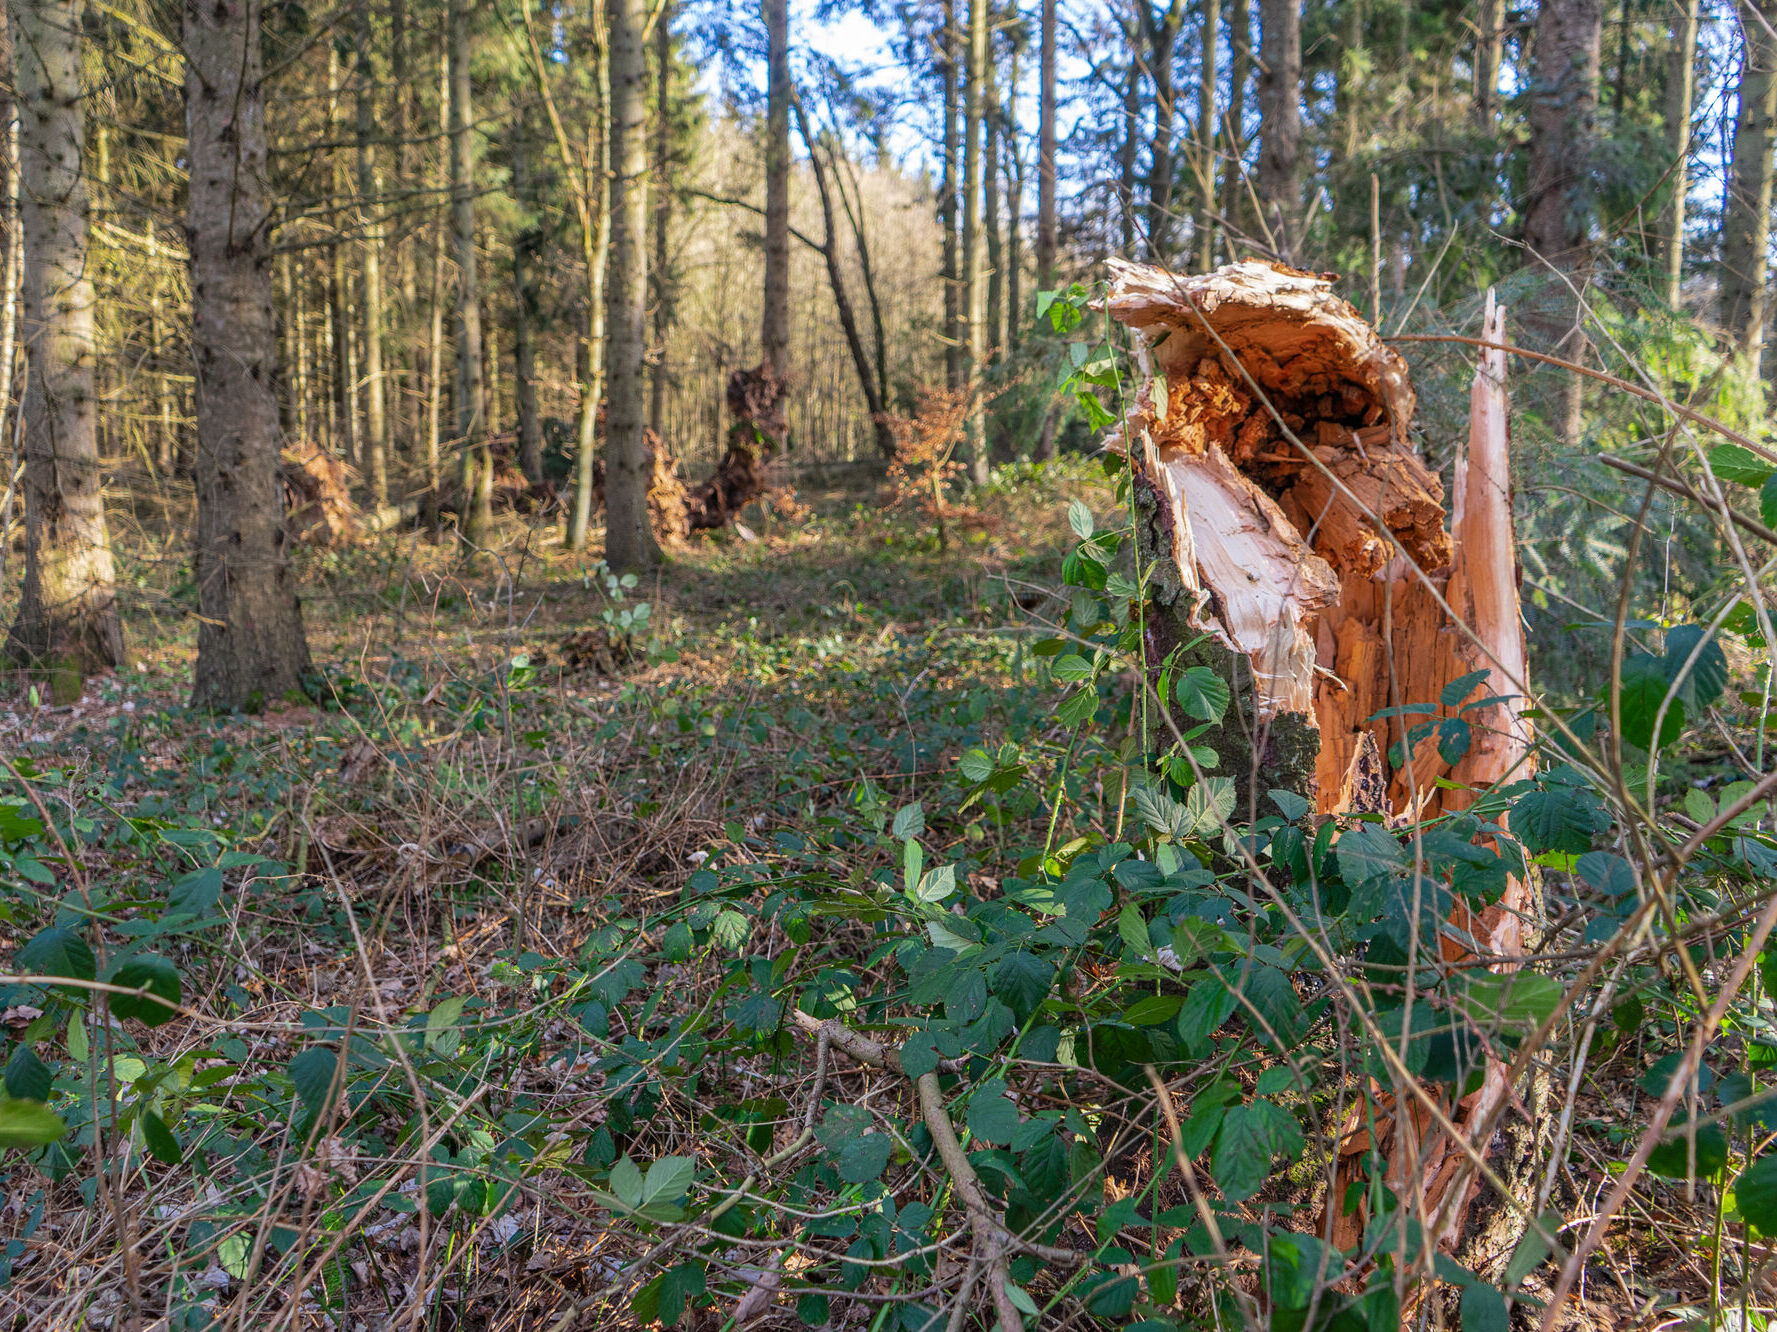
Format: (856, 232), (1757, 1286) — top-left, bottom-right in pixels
(5, 0), (123, 694)
(1722, 0), (1777, 363)
(185, 0), (312, 711)
(448, 0), (491, 546)
(603, 0), (660, 570)
(1658, 0), (1699, 308)
(1036, 0), (1056, 288)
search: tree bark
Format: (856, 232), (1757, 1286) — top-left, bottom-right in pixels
(448, 0), (491, 546)
(1140, 0), (1187, 262)
(1255, 0), (1303, 257)
(985, 31), (1003, 366)
(1005, 25), (1023, 354)
(511, 112), (545, 487)
(185, 0), (312, 711)
(649, 0), (673, 440)
(962, 0), (987, 481)
(1658, 0), (1699, 307)
(1036, 0), (1056, 287)
(1722, 0), (1777, 363)
(1475, 0), (1506, 124)
(1221, 0), (1250, 243)
(761, 0), (790, 377)
(604, 0), (661, 570)
(1523, 0), (1602, 445)
(1195, 0), (1220, 270)
(356, 0), (388, 506)
(6, 0), (123, 693)
(941, 0), (962, 390)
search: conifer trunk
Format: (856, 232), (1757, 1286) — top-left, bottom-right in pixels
(1523, 0), (1602, 445)
(6, 0), (123, 693)
(941, 0), (962, 390)
(962, 0), (987, 481)
(1659, 0), (1699, 307)
(185, 0), (312, 710)
(1036, 0), (1056, 288)
(356, 0), (389, 507)
(512, 113), (545, 487)
(1722, 0), (1777, 363)
(649, 2), (673, 440)
(1222, 0), (1250, 238)
(1255, 0), (1303, 256)
(1195, 0), (1220, 270)
(447, 0), (491, 545)
(1141, 1), (1186, 262)
(984, 35), (1003, 365)
(604, 0), (661, 570)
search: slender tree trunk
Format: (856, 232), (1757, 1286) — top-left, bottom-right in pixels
(1335, 0), (1366, 163)
(1195, 0), (1220, 269)
(484, 302), (502, 436)
(941, 0), (962, 389)
(566, 14), (611, 553)
(1036, 0), (1056, 287)
(1006, 25), (1023, 351)
(0, 8), (23, 469)
(152, 286), (173, 469)
(830, 140), (893, 437)
(1476, 0), (1506, 123)
(649, 0), (673, 439)
(1523, 0), (1602, 445)
(185, 0), (312, 710)
(328, 240), (356, 467)
(963, 0), (988, 481)
(448, 0), (491, 546)
(6, 0), (122, 692)
(1722, 0), (1777, 363)
(1143, 0), (1186, 261)
(1659, 0), (1699, 306)
(985, 31), (1003, 365)
(604, 0), (660, 569)
(1222, 0), (1250, 240)
(761, 0), (790, 377)
(1255, 0), (1303, 257)
(356, 0), (388, 505)
(425, 214), (444, 492)
(512, 116), (545, 486)
(1119, 54), (1140, 255)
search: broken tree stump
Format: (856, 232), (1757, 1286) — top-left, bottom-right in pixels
(1106, 260), (1535, 1266)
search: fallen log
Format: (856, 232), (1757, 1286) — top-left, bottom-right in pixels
(1106, 261), (1535, 1269)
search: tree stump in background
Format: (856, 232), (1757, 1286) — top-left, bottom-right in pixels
(1107, 259), (1536, 1266)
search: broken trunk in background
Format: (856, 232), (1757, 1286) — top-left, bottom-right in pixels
(1107, 259), (1535, 1263)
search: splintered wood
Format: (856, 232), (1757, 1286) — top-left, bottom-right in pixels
(1108, 260), (1534, 1255)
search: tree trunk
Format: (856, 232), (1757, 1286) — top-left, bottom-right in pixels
(1658, 0), (1699, 307)
(1222, 0), (1250, 242)
(1036, 0), (1056, 287)
(5, 0), (123, 694)
(1255, 0), (1303, 257)
(1475, 0), (1505, 124)
(1108, 257), (1536, 1268)
(604, 0), (661, 570)
(1195, 0), (1220, 270)
(649, 0), (673, 440)
(356, 0), (388, 507)
(448, 0), (491, 547)
(511, 112), (545, 487)
(761, 0), (790, 377)
(1005, 27), (1023, 355)
(1722, 0), (1777, 364)
(1523, 0), (1602, 445)
(1141, 0), (1187, 262)
(941, 0), (962, 390)
(984, 31), (1003, 367)
(962, 0), (988, 481)
(185, 0), (312, 711)
(0, 7), (21, 473)
(1119, 54), (1141, 255)
(328, 239), (357, 467)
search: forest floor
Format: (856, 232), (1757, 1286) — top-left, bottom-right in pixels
(0, 458), (1741, 1331)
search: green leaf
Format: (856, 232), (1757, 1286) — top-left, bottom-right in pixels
(1503, 1209), (1565, 1287)
(4, 1045), (51, 1102)
(642, 1155), (696, 1204)
(1663, 625), (1729, 710)
(914, 865), (957, 903)
(1122, 994), (1184, 1026)
(1608, 653), (1684, 750)
(609, 1155), (645, 1207)
(287, 1048), (340, 1119)
(1733, 1154), (1777, 1233)
(15, 927), (96, 985)
(1174, 667), (1231, 724)
(1182, 778), (1236, 838)
(899, 1031), (941, 1079)
(967, 1080), (1022, 1145)
(1511, 784), (1608, 856)
(1211, 1100), (1304, 1202)
(140, 1110), (183, 1165)
(1763, 473), (1777, 531)
(891, 803), (925, 839)
(990, 953), (1053, 1024)
(1462, 971), (1564, 1029)
(1177, 977), (1238, 1055)
(1459, 1282), (1510, 1332)
(1708, 444), (1775, 486)
(1117, 903), (1151, 958)
(1269, 789), (1311, 822)
(1647, 1122), (1728, 1180)
(1068, 499), (1095, 540)
(1441, 668), (1493, 709)
(1052, 653), (1095, 683)
(427, 995), (468, 1055)
(837, 1131), (892, 1183)
(0, 1098), (65, 1148)
(107, 956), (181, 1026)
(1336, 824), (1405, 888)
